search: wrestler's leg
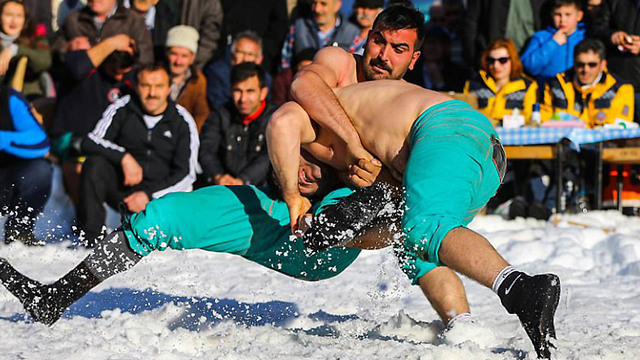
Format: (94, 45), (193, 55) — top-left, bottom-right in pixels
(402, 102), (559, 358)
(0, 230), (139, 325)
(0, 186), (261, 325)
(418, 267), (469, 325)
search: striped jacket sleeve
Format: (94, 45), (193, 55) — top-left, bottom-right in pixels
(144, 104), (200, 199)
(82, 95), (131, 164)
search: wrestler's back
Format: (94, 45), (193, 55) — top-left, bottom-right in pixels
(333, 80), (450, 174)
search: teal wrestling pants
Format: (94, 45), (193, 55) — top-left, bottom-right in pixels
(399, 100), (505, 283)
(122, 185), (361, 281)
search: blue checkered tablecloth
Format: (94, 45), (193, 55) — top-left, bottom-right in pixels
(496, 127), (640, 146)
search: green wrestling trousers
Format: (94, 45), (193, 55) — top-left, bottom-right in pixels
(398, 100), (505, 283)
(122, 185), (361, 281)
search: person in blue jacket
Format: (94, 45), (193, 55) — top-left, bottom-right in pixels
(521, 0), (586, 80)
(0, 84), (52, 245)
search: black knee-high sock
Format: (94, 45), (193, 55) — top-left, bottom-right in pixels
(0, 230), (142, 325)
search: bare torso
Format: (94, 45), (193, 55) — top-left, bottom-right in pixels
(318, 80), (451, 176)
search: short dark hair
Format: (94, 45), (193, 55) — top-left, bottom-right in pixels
(104, 50), (137, 70)
(574, 38), (606, 60)
(372, 4), (426, 49)
(553, 0), (583, 11)
(292, 47), (317, 71)
(136, 62), (171, 83)
(231, 62), (266, 88)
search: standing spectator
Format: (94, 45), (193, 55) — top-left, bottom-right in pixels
(0, 84), (52, 245)
(126, 0), (223, 69)
(463, 0), (552, 67)
(78, 63), (198, 246)
(198, 62), (272, 186)
(591, 0), (640, 123)
(583, 0), (603, 29)
(24, 0), (52, 37)
(221, 0), (288, 74)
(349, 0), (384, 55)
(52, 0), (86, 33)
(165, 25), (209, 132)
(205, 30), (272, 109)
(465, 38), (538, 121)
(405, 25), (468, 92)
(50, 36), (136, 205)
(280, 0), (360, 70)
(0, 0), (52, 99)
(521, 0), (585, 80)
(52, 0), (153, 65)
(181, 0), (223, 69)
(541, 39), (634, 126)
(272, 47), (315, 107)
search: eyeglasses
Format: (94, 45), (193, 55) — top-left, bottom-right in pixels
(575, 61), (600, 69)
(486, 56), (510, 65)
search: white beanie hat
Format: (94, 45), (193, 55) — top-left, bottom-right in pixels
(166, 25), (199, 54)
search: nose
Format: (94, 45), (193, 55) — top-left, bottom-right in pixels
(378, 44), (391, 62)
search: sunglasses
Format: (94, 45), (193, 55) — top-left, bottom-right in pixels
(575, 61), (600, 69)
(486, 56), (510, 65)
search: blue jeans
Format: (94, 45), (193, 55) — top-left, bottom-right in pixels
(0, 158), (53, 234)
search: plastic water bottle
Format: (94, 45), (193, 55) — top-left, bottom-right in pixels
(531, 103), (541, 126)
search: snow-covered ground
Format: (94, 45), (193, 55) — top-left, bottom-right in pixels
(1, 168), (639, 359)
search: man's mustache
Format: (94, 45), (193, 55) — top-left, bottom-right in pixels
(369, 58), (391, 73)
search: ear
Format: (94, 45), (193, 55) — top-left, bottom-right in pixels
(260, 86), (269, 101)
(577, 10), (584, 22)
(408, 51), (421, 70)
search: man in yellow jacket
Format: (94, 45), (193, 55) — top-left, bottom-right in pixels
(542, 39), (634, 127)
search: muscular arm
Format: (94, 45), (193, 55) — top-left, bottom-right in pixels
(266, 102), (321, 228)
(290, 47), (373, 163)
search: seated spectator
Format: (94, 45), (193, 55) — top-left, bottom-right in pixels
(405, 25), (468, 92)
(521, 0), (585, 80)
(165, 25), (209, 132)
(52, 0), (86, 33)
(78, 63), (199, 246)
(205, 30), (272, 109)
(0, 0), (52, 99)
(464, 38), (538, 121)
(591, 0), (640, 123)
(280, 0), (360, 70)
(271, 47), (315, 107)
(541, 39), (634, 126)
(198, 62), (272, 187)
(50, 36), (137, 205)
(0, 84), (52, 245)
(220, 0), (288, 74)
(52, 0), (153, 65)
(348, 0), (384, 55)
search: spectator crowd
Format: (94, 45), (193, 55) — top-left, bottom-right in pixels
(2, 0), (640, 246)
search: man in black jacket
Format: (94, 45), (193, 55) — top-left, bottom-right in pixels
(591, 0), (640, 123)
(198, 62), (272, 186)
(78, 63), (199, 246)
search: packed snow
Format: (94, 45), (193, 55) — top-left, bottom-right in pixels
(1, 169), (639, 359)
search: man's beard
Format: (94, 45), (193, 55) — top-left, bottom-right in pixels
(364, 58), (393, 80)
